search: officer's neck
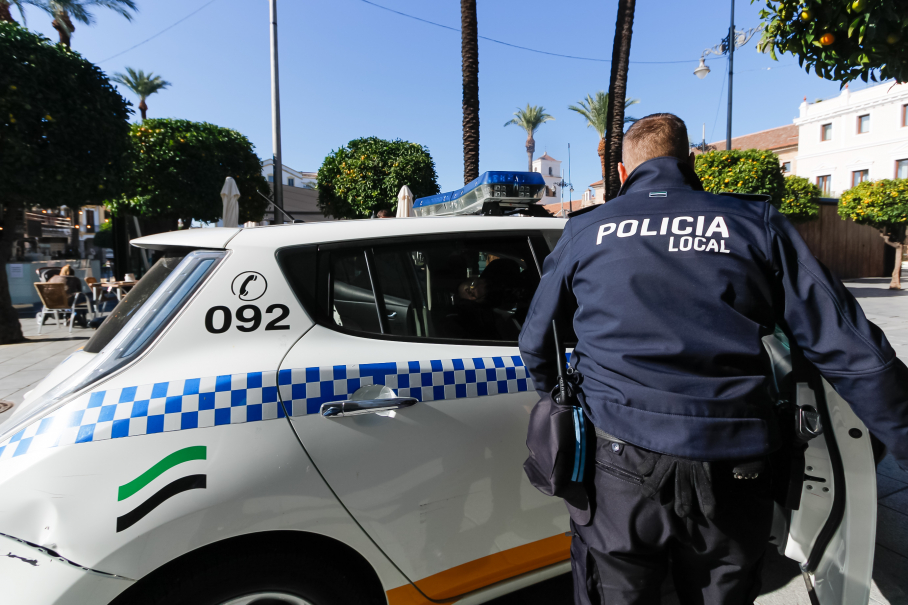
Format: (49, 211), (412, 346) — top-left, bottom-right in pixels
(616, 156), (704, 197)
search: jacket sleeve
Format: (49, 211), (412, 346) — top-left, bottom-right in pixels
(766, 205), (908, 467)
(519, 220), (577, 395)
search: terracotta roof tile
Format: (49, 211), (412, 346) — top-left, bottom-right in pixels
(708, 124), (798, 152)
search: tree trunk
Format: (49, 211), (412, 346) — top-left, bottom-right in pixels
(51, 10), (74, 48)
(0, 201), (26, 344)
(598, 137), (606, 184)
(461, 0), (480, 185)
(890, 241), (903, 290)
(603, 0), (636, 202)
(138, 99), (148, 121)
(0, 4), (16, 23)
(526, 135), (535, 172)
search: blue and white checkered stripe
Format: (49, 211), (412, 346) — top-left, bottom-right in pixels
(0, 356), (530, 462)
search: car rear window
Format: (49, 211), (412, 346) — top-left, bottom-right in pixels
(278, 232), (555, 344)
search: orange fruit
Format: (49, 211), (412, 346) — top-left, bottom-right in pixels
(800, 9), (812, 21)
(888, 34), (900, 44)
(820, 33), (835, 45)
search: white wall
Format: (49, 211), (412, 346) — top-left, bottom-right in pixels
(794, 83), (908, 197)
(262, 160), (316, 189)
(532, 156), (563, 203)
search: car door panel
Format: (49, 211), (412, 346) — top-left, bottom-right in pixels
(277, 326), (570, 599)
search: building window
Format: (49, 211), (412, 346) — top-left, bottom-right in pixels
(820, 123), (832, 141)
(816, 175), (831, 195)
(851, 170), (869, 188)
(287, 178), (295, 187)
(903, 105), (908, 127)
(267, 175), (274, 183)
(548, 167), (553, 176)
(857, 114), (870, 134)
(781, 162), (791, 173)
(897, 159), (908, 179)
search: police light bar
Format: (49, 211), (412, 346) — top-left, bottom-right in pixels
(413, 171), (546, 217)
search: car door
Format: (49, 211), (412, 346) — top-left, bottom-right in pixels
(764, 332), (876, 605)
(275, 230), (571, 602)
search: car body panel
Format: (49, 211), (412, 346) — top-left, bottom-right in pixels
(280, 326), (572, 600)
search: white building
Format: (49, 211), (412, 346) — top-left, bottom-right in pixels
(262, 159), (317, 189)
(794, 82), (908, 197)
(532, 154), (563, 204)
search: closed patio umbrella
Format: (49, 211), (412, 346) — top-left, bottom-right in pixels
(396, 185), (414, 218)
(220, 177), (240, 228)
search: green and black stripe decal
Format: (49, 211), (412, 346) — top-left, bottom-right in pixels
(116, 446), (207, 533)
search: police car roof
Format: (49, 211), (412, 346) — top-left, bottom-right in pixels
(131, 216), (565, 251)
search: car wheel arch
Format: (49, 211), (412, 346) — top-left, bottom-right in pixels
(108, 530), (387, 605)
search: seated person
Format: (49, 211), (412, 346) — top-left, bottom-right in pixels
(48, 265), (89, 327)
(443, 258), (524, 340)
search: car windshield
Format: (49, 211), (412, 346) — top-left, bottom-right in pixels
(84, 253), (187, 353)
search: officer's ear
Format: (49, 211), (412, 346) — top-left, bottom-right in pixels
(618, 162), (629, 185)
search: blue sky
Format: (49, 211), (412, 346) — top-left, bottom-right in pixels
(19, 0), (863, 196)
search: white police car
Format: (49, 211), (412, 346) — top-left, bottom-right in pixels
(0, 173), (875, 604)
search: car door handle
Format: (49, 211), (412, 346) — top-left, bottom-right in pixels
(320, 397), (417, 418)
(386, 311), (397, 318)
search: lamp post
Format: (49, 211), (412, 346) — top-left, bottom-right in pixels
(269, 0), (284, 225)
(694, 0), (762, 151)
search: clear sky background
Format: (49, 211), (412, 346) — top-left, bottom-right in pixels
(19, 0), (871, 197)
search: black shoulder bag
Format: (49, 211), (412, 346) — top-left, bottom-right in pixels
(523, 320), (593, 524)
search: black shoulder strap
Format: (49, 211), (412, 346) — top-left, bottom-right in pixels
(567, 205), (599, 218)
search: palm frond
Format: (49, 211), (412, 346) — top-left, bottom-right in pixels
(504, 104), (554, 136)
(569, 92), (640, 137)
(50, 0), (136, 25)
(112, 67), (170, 100)
(5, 0), (48, 24)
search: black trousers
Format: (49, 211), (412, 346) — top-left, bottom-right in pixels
(571, 438), (774, 605)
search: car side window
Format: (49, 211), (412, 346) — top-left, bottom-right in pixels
(278, 233), (549, 344)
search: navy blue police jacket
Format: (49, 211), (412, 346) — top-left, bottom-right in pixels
(519, 156), (908, 463)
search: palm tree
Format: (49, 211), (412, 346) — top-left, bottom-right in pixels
(0, 0), (41, 23)
(504, 105), (554, 172)
(461, 0), (479, 185)
(603, 0), (636, 201)
(112, 67), (170, 120)
(569, 92), (639, 180)
(47, 0), (136, 48)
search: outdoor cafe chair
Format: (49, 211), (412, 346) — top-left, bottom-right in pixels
(34, 283), (97, 334)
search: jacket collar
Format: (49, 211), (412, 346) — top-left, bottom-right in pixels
(616, 156), (704, 197)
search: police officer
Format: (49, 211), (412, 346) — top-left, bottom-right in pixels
(518, 113), (908, 604)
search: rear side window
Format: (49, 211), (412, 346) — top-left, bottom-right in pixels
(278, 232), (553, 343)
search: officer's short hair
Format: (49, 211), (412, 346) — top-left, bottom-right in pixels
(623, 113), (690, 173)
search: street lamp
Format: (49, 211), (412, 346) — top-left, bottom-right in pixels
(269, 0), (284, 225)
(694, 0), (762, 151)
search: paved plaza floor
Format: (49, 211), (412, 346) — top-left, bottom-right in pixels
(1, 276), (907, 603)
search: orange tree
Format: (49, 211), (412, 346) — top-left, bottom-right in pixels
(839, 179), (908, 288)
(317, 137), (439, 219)
(756, 0), (908, 83)
(0, 22), (130, 343)
(106, 119), (271, 230)
(695, 150), (819, 222)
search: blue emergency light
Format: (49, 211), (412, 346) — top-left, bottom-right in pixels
(413, 171), (547, 217)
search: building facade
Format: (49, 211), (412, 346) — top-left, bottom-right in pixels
(793, 83), (908, 198)
(262, 159), (317, 190)
(532, 154), (563, 204)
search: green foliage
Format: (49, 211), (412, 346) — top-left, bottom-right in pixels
(92, 219), (113, 248)
(107, 118), (270, 223)
(780, 175), (822, 222)
(838, 179), (908, 238)
(316, 137), (439, 220)
(503, 104), (554, 135)
(694, 149), (787, 206)
(0, 21), (131, 207)
(568, 93), (639, 138)
(756, 0), (908, 84)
